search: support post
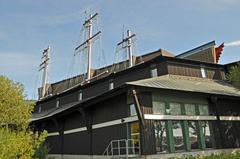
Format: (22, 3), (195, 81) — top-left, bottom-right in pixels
(132, 89), (144, 127)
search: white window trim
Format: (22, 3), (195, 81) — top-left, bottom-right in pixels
(56, 99), (59, 108)
(47, 116), (138, 136)
(219, 116), (240, 121)
(144, 114), (217, 121)
(151, 68), (158, 77)
(109, 81), (114, 90)
(200, 67), (207, 78)
(78, 91), (83, 101)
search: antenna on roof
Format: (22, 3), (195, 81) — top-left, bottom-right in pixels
(39, 46), (50, 98)
(117, 29), (136, 67)
(75, 12), (101, 81)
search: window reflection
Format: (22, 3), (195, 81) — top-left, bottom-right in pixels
(154, 121), (167, 153)
(130, 104), (137, 116)
(169, 103), (181, 115)
(199, 105), (209, 115)
(172, 121), (184, 151)
(201, 121), (213, 148)
(188, 121), (199, 149)
(185, 104), (196, 115)
(153, 102), (165, 115)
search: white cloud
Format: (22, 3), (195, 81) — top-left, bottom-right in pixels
(225, 40), (240, 47)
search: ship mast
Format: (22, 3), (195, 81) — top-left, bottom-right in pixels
(117, 30), (136, 67)
(75, 13), (101, 81)
(39, 46), (50, 98)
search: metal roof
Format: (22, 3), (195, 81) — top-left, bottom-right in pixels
(127, 75), (240, 97)
(31, 101), (80, 122)
(176, 41), (215, 58)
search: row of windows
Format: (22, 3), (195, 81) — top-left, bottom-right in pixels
(153, 101), (209, 116)
(155, 120), (214, 153)
(38, 81), (114, 113)
(129, 100), (214, 153)
(129, 99), (209, 117)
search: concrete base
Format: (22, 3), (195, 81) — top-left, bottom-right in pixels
(48, 148), (240, 159)
(145, 148), (240, 159)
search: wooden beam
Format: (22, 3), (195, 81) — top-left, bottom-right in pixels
(132, 89), (145, 127)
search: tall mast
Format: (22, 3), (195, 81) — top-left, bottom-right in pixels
(75, 13), (101, 81)
(39, 46), (50, 98)
(117, 29), (136, 67)
(87, 14), (93, 80)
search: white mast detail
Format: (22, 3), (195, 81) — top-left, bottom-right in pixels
(75, 13), (101, 81)
(39, 46), (50, 98)
(117, 30), (136, 67)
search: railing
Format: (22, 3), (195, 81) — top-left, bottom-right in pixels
(103, 139), (140, 158)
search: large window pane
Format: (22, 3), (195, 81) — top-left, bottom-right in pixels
(130, 122), (140, 154)
(188, 121), (199, 149)
(201, 121), (213, 148)
(151, 68), (158, 77)
(185, 104), (196, 115)
(130, 104), (137, 116)
(153, 102), (165, 114)
(169, 103), (181, 115)
(172, 121), (184, 151)
(199, 105), (209, 115)
(154, 121), (167, 153)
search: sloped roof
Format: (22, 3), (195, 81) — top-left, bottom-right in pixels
(32, 74), (240, 122)
(127, 75), (240, 97)
(31, 101), (80, 122)
(176, 41), (215, 58)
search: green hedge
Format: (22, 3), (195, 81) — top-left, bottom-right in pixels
(171, 151), (240, 159)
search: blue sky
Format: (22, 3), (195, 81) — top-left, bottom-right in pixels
(0, 0), (240, 99)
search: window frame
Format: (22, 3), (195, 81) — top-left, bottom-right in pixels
(151, 67), (158, 77)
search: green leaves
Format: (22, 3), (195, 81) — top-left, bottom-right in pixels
(227, 63), (240, 89)
(0, 76), (47, 159)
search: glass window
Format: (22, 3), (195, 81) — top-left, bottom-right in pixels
(38, 105), (42, 113)
(154, 121), (167, 153)
(201, 121), (213, 148)
(151, 68), (158, 77)
(130, 104), (137, 116)
(56, 100), (59, 108)
(172, 121), (185, 151)
(78, 91), (83, 101)
(109, 82), (114, 90)
(185, 104), (196, 115)
(201, 67), (207, 78)
(153, 101), (165, 115)
(199, 105), (209, 115)
(169, 103), (181, 115)
(188, 121), (199, 149)
(130, 122), (140, 154)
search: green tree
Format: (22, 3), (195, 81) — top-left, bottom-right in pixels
(0, 75), (47, 159)
(227, 63), (240, 89)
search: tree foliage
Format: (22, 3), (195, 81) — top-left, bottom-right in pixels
(227, 63), (240, 89)
(0, 75), (47, 159)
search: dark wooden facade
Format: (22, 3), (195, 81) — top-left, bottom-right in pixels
(32, 46), (240, 157)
